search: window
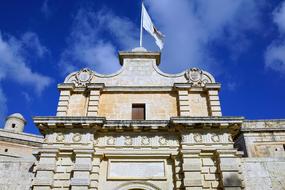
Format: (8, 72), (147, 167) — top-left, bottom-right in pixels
(12, 123), (16, 128)
(4, 149), (8, 152)
(132, 104), (145, 120)
(283, 144), (285, 151)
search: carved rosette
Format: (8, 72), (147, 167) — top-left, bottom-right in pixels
(107, 137), (115, 145)
(141, 136), (150, 145)
(193, 133), (203, 143)
(211, 134), (220, 142)
(185, 67), (210, 87)
(124, 136), (133, 145)
(158, 137), (167, 145)
(56, 133), (65, 142)
(74, 68), (93, 87)
(72, 133), (82, 142)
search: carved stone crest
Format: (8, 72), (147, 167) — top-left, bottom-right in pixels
(74, 68), (93, 87)
(185, 68), (209, 87)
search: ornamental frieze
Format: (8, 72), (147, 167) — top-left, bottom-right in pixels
(94, 135), (178, 147)
(47, 132), (93, 144)
(182, 133), (232, 144)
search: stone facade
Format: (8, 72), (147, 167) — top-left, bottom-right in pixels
(0, 48), (285, 190)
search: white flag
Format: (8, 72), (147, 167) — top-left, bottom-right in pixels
(142, 3), (164, 50)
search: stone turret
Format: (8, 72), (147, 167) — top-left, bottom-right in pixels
(4, 113), (26, 133)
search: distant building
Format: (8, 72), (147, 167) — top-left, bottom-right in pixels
(1, 47), (285, 190)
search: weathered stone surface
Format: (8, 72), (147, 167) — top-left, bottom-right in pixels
(0, 160), (34, 190)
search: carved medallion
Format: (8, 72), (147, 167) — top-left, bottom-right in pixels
(124, 136), (133, 145)
(193, 133), (203, 143)
(185, 67), (209, 87)
(74, 68), (93, 87)
(73, 133), (82, 142)
(56, 133), (65, 142)
(107, 137), (115, 145)
(141, 136), (150, 145)
(211, 134), (220, 142)
(158, 137), (167, 145)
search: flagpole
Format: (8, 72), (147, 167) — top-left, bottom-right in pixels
(139, 1), (143, 47)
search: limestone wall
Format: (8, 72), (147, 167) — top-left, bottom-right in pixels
(98, 92), (178, 120)
(243, 158), (285, 190)
(0, 159), (34, 190)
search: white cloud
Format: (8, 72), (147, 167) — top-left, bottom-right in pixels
(265, 1), (285, 73)
(41, 0), (51, 19)
(273, 1), (285, 33)
(144, 0), (263, 73)
(59, 8), (138, 74)
(21, 32), (48, 58)
(61, 1), (264, 75)
(265, 42), (285, 72)
(0, 30), (51, 125)
(0, 87), (7, 127)
(0, 31), (52, 94)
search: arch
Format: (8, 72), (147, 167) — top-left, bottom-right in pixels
(115, 181), (161, 190)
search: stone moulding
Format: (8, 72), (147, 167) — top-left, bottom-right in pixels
(62, 52), (216, 87)
(33, 116), (244, 138)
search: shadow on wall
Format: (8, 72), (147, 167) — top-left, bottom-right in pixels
(223, 173), (243, 189)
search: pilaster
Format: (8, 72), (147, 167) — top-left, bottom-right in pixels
(217, 150), (244, 190)
(182, 149), (203, 190)
(205, 84), (222, 116)
(178, 90), (190, 116)
(32, 148), (58, 190)
(87, 84), (104, 116)
(173, 155), (184, 190)
(71, 149), (94, 190)
(57, 84), (74, 116)
(90, 155), (102, 190)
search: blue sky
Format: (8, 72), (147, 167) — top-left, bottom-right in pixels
(0, 0), (285, 135)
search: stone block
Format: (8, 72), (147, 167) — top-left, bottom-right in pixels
(204, 174), (216, 181)
(211, 106), (221, 111)
(208, 96), (219, 101)
(70, 178), (90, 186)
(183, 164), (202, 171)
(202, 158), (214, 166)
(208, 90), (218, 96)
(210, 100), (220, 106)
(88, 101), (99, 106)
(87, 106), (98, 111)
(209, 167), (217, 173)
(184, 179), (203, 187)
(211, 181), (219, 188)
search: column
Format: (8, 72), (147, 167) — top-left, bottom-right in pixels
(217, 150), (244, 190)
(206, 84), (222, 116)
(178, 90), (190, 116)
(173, 155), (184, 190)
(57, 90), (71, 116)
(71, 149), (94, 190)
(32, 148), (58, 190)
(182, 149), (203, 190)
(87, 90), (100, 116)
(87, 84), (103, 116)
(90, 155), (102, 190)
